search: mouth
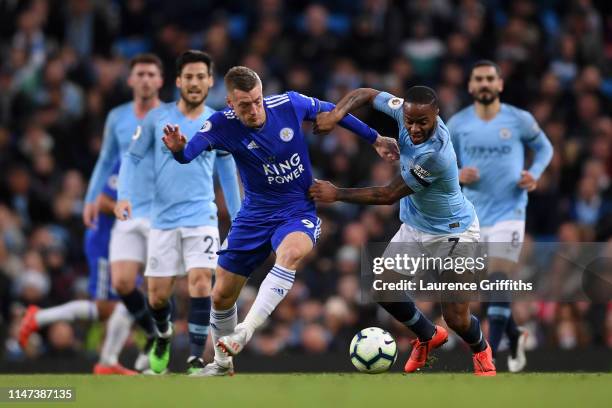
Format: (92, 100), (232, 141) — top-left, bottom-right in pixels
(411, 133), (425, 143)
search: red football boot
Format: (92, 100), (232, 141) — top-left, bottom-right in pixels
(19, 305), (40, 349)
(93, 363), (138, 376)
(404, 325), (449, 373)
(473, 342), (497, 376)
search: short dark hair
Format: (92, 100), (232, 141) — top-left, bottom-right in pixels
(176, 50), (214, 77)
(129, 53), (163, 73)
(224, 66), (261, 92)
(405, 86), (438, 109)
(471, 59), (502, 76)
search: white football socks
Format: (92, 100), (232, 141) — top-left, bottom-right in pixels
(210, 304), (237, 365)
(35, 300), (98, 327)
(99, 303), (133, 366)
(242, 265), (295, 336)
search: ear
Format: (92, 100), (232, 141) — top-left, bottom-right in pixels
(127, 73), (135, 89)
(175, 76), (181, 89)
(226, 95), (233, 109)
(209, 74), (214, 88)
(499, 78), (504, 93)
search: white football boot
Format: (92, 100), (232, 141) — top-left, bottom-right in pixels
(507, 330), (528, 373)
(190, 359), (235, 377)
(216, 323), (252, 356)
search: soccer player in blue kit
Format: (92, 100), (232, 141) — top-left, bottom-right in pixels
(448, 60), (553, 372)
(162, 66), (400, 376)
(20, 163), (136, 375)
(115, 51), (242, 374)
(310, 86), (497, 376)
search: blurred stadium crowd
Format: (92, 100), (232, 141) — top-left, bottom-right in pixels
(0, 0), (611, 363)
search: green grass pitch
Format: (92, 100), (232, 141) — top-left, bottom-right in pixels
(0, 373), (610, 408)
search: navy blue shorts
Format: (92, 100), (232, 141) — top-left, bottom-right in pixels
(218, 213), (321, 277)
(86, 250), (120, 301)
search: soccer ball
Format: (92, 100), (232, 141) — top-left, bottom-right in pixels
(349, 327), (398, 373)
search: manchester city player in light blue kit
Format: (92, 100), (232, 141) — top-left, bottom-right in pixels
(115, 51), (242, 375)
(448, 60), (553, 372)
(162, 66), (399, 376)
(82, 54), (164, 372)
(310, 86), (496, 376)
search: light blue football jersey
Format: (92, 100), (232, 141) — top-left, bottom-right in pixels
(373, 92), (476, 235)
(448, 104), (553, 226)
(84, 102), (154, 219)
(118, 102), (235, 229)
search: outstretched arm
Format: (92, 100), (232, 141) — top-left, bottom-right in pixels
(314, 88), (381, 134)
(309, 174), (413, 205)
(164, 123), (216, 164)
(292, 89), (398, 162)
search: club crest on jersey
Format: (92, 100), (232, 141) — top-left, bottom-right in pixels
(131, 126), (142, 140)
(280, 127), (294, 142)
(388, 97), (404, 110)
(499, 128), (512, 139)
(200, 120), (212, 132)
(107, 175), (118, 190)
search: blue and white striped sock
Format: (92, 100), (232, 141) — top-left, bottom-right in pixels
(211, 304), (237, 364)
(243, 264), (295, 334)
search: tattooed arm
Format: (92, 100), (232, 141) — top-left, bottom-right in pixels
(315, 88), (381, 134)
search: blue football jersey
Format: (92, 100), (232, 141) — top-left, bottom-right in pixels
(84, 102), (154, 219)
(179, 92), (327, 218)
(118, 102), (237, 229)
(373, 92), (476, 234)
(84, 161), (119, 254)
(448, 104), (553, 226)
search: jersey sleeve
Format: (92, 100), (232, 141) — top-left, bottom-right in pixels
(517, 110), (554, 179)
(287, 91), (320, 121)
(373, 92), (405, 126)
(214, 151), (242, 220)
(400, 152), (447, 193)
(178, 113), (229, 163)
(101, 161), (120, 201)
(446, 114), (463, 167)
(84, 109), (120, 203)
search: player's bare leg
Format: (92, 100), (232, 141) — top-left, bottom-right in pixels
(20, 299), (113, 348)
(146, 276), (175, 374)
(217, 232), (312, 357)
(185, 267), (213, 374)
(191, 266), (246, 377)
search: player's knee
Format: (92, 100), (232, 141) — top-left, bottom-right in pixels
(188, 272), (212, 297)
(276, 246), (306, 269)
(212, 286), (236, 310)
